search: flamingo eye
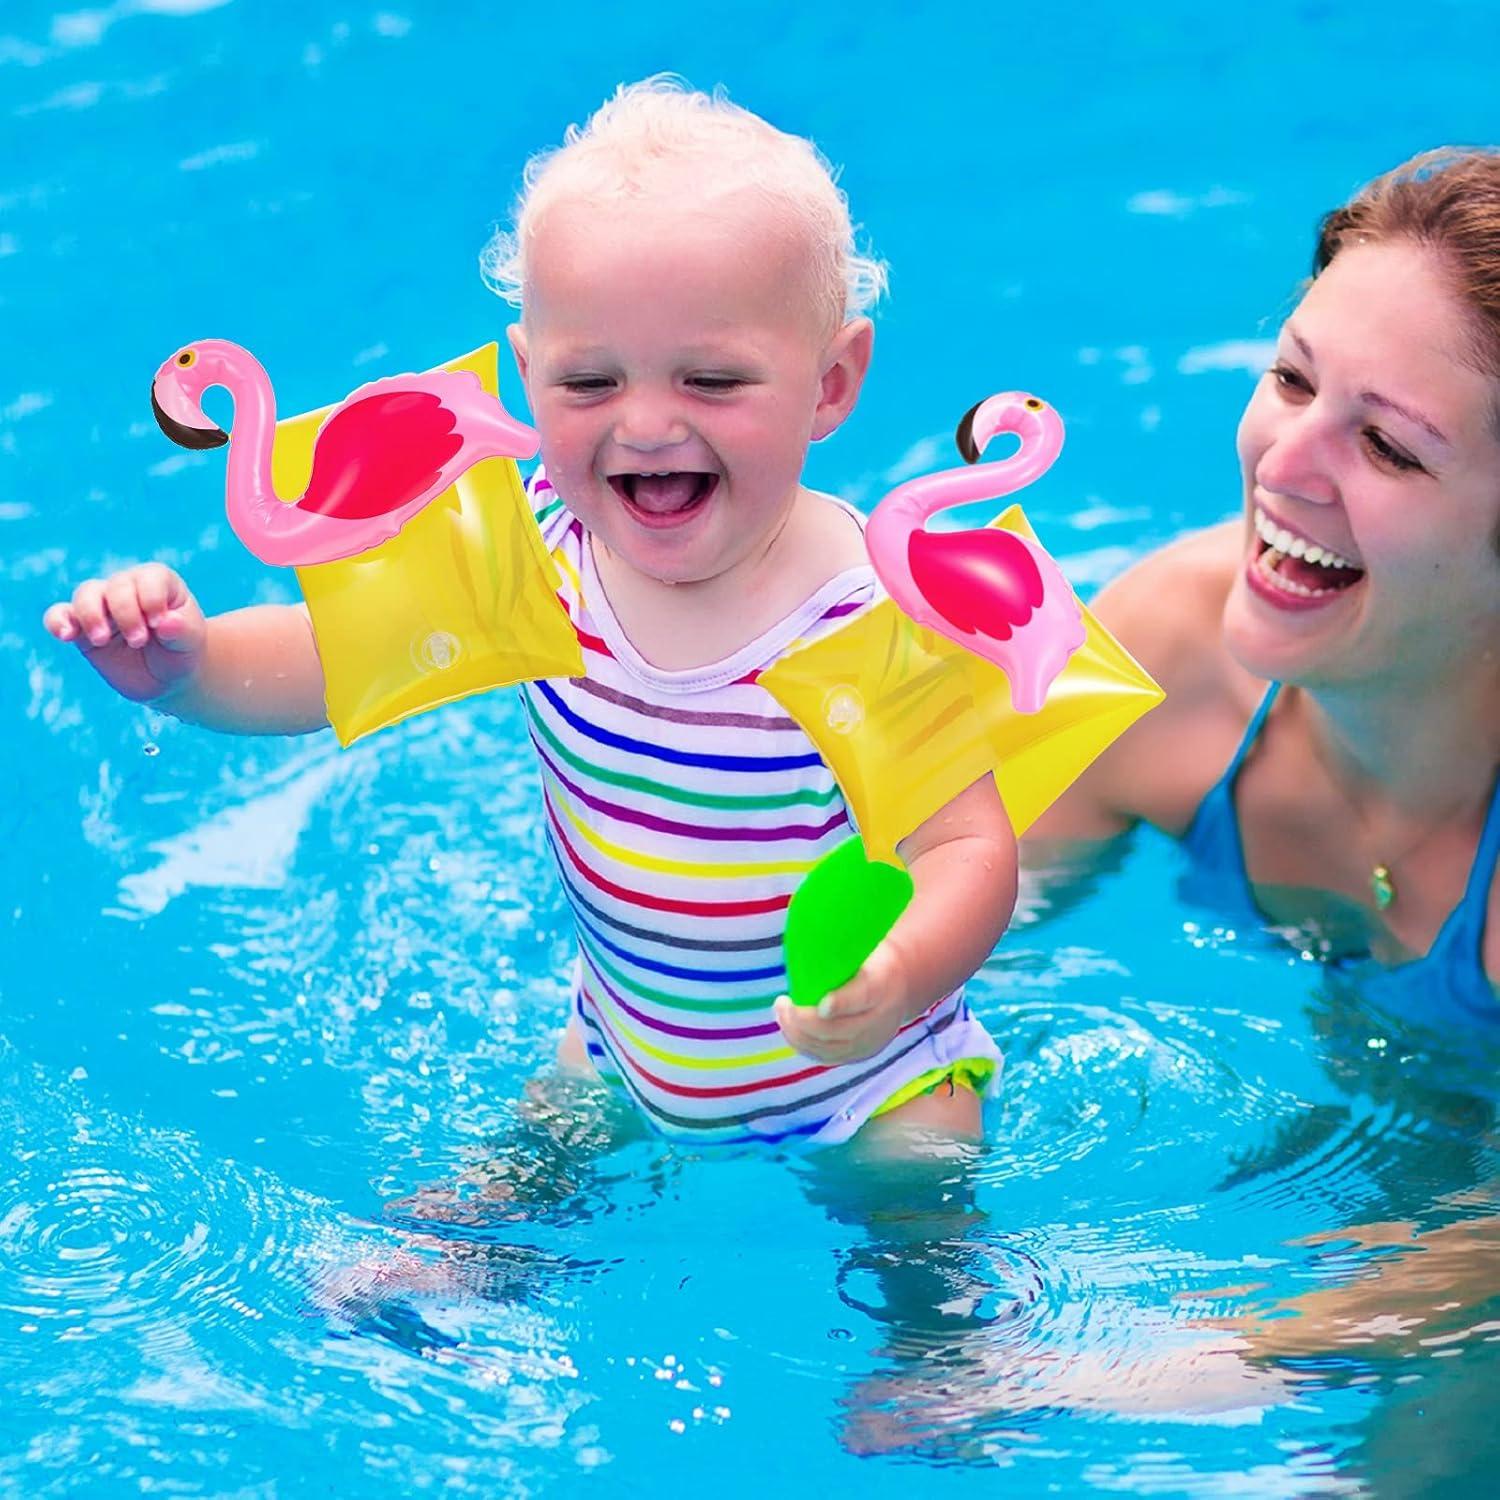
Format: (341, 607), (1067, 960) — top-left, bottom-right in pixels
(1025, 398), (1043, 411)
(176, 350), (196, 368)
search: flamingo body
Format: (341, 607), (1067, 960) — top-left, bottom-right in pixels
(908, 526), (1044, 642)
(150, 339), (539, 567)
(865, 392), (1086, 713)
(300, 390), (465, 520)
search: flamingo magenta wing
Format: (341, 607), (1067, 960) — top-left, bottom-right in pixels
(907, 527), (1045, 642)
(299, 390), (465, 520)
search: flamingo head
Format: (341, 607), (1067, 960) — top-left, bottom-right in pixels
(150, 339), (245, 449)
(955, 392), (1064, 469)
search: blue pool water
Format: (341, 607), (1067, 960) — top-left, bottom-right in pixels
(5, 1), (1500, 1493)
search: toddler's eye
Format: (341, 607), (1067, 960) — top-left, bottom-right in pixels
(688, 375), (746, 393)
(559, 375), (614, 395)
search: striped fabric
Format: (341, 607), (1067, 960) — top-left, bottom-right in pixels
(520, 471), (1002, 1147)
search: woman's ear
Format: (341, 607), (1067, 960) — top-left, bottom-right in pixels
(506, 322), (530, 385)
(811, 318), (875, 442)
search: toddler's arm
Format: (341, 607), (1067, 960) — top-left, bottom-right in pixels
(775, 775), (1015, 1065)
(43, 563), (330, 736)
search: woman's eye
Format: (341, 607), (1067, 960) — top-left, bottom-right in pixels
(1269, 363), (1312, 397)
(1363, 427), (1424, 473)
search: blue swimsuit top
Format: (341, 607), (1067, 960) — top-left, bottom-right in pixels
(1181, 683), (1500, 1021)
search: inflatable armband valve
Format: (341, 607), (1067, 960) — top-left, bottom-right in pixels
(279, 345), (583, 743)
(783, 835), (913, 1006)
(761, 506), (1163, 864)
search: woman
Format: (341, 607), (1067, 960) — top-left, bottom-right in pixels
(1032, 147), (1500, 1007)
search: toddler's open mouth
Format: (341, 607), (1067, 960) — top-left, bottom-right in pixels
(1249, 506), (1364, 605)
(609, 471), (718, 526)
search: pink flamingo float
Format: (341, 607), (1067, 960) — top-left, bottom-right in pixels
(864, 392), (1086, 713)
(150, 338), (540, 567)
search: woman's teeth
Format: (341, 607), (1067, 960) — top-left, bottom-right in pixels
(1251, 507), (1364, 599)
(1252, 508), (1356, 570)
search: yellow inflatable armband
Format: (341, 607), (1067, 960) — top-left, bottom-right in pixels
(276, 345), (582, 744)
(760, 506), (1162, 863)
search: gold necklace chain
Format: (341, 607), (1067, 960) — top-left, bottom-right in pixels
(1304, 729), (1489, 913)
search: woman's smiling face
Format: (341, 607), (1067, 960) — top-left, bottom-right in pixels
(1223, 238), (1500, 689)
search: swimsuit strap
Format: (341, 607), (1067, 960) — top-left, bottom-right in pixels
(1225, 680), (1283, 784)
(1187, 680), (1496, 1005)
(1425, 762), (1500, 965)
(1178, 681), (1281, 920)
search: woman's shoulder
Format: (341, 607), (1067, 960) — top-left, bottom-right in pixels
(1089, 520), (1246, 707)
(1027, 521), (1262, 842)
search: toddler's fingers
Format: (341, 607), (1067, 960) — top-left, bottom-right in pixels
(69, 579), (118, 646)
(773, 997), (851, 1057)
(814, 973), (879, 1023)
(103, 575), (150, 649)
(133, 564), (182, 625)
(43, 602), (81, 641)
(150, 609), (200, 652)
(773, 996), (822, 1048)
(147, 576), (204, 653)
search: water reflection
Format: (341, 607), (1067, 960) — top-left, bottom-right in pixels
(1203, 968), (1500, 1491)
(796, 1130), (1285, 1463)
(314, 1067), (653, 1362)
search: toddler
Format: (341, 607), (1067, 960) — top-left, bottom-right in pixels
(44, 78), (1016, 1149)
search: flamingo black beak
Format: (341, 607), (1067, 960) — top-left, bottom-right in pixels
(151, 386), (228, 449)
(954, 401), (984, 465)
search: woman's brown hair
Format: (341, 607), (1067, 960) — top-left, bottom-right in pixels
(1315, 147), (1500, 381)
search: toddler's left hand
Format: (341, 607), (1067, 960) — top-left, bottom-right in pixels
(774, 942), (911, 1066)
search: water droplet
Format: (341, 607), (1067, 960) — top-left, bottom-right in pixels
(142, 742), (159, 757)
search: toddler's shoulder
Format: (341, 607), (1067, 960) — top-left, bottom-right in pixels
(804, 490), (874, 575)
(772, 490), (876, 626)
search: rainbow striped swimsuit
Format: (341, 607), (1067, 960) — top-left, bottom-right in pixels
(522, 474), (1002, 1147)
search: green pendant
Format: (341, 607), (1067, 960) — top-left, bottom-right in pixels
(1371, 863), (1395, 911)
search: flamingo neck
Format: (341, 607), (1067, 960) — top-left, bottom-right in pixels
(865, 443), (1060, 611)
(878, 453), (1054, 529)
(220, 351), (283, 513)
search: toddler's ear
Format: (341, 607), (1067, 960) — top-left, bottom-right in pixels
(811, 318), (874, 441)
(506, 323), (530, 385)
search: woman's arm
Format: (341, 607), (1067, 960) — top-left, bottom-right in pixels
(1232, 1213), (1500, 1359)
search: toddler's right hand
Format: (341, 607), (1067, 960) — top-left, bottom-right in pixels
(44, 564), (207, 704)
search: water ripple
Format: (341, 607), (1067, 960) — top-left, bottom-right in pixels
(0, 1056), (317, 1374)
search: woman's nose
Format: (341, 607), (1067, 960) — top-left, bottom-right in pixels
(1254, 407), (1339, 507)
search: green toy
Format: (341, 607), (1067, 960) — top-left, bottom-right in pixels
(783, 834), (914, 1006)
